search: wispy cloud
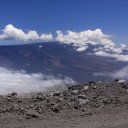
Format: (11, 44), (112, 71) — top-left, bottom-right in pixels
(94, 66), (128, 79)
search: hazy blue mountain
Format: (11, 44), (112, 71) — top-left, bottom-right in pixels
(0, 42), (127, 82)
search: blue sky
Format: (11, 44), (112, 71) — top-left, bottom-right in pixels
(0, 0), (128, 44)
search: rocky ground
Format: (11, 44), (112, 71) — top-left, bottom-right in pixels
(1, 80), (128, 128)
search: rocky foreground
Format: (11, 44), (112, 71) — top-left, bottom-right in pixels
(1, 80), (128, 128)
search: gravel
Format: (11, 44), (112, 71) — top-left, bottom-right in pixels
(1, 80), (128, 128)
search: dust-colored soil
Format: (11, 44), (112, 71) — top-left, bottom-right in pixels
(1, 80), (128, 128)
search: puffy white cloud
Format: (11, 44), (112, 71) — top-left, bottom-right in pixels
(0, 24), (53, 41)
(56, 29), (115, 51)
(0, 67), (75, 95)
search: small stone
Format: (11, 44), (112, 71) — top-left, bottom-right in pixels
(26, 110), (39, 118)
(85, 112), (93, 116)
(78, 95), (87, 99)
(19, 108), (25, 114)
(71, 90), (79, 95)
(79, 99), (89, 105)
(35, 94), (45, 101)
(93, 86), (97, 89)
(37, 107), (43, 114)
(18, 117), (22, 121)
(74, 105), (79, 109)
(56, 123), (60, 126)
(29, 104), (35, 108)
(52, 105), (60, 113)
(6, 97), (12, 101)
(26, 116), (31, 119)
(103, 98), (110, 104)
(81, 113), (84, 116)
(12, 92), (17, 96)
(53, 91), (61, 96)
(89, 80), (96, 85)
(83, 86), (89, 90)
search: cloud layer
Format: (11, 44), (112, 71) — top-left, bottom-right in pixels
(94, 66), (128, 80)
(0, 24), (128, 61)
(0, 67), (75, 95)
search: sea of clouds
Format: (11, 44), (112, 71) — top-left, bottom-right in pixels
(0, 67), (75, 95)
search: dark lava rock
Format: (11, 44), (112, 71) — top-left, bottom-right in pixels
(89, 80), (96, 85)
(52, 91), (61, 96)
(12, 92), (17, 96)
(52, 105), (61, 113)
(34, 93), (46, 101)
(78, 95), (87, 99)
(103, 98), (111, 105)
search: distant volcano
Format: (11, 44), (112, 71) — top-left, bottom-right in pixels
(0, 42), (127, 82)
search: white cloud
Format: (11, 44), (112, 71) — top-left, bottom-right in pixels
(94, 51), (128, 61)
(76, 46), (88, 52)
(56, 29), (115, 49)
(94, 66), (128, 79)
(0, 67), (75, 95)
(93, 43), (128, 61)
(40, 33), (53, 41)
(94, 43), (127, 54)
(0, 24), (128, 62)
(55, 29), (128, 61)
(0, 24), (53, 41)
(112, 66), (128, 79)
